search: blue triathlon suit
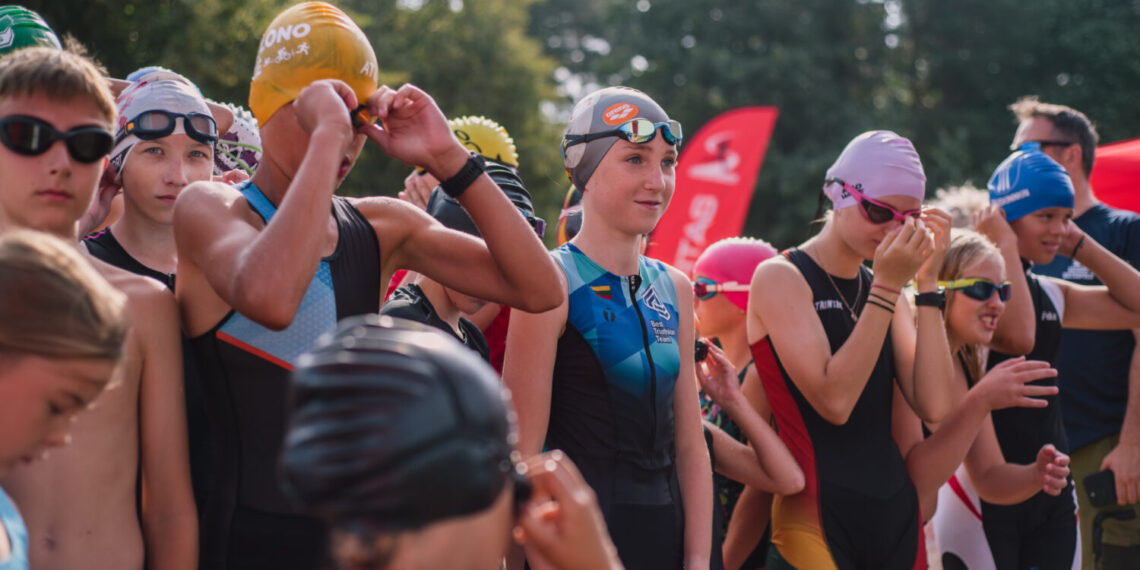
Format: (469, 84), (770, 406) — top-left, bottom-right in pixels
(0, 485), (28, 570)
(548, 243), (685, 570)
(190, 181), (380, 570)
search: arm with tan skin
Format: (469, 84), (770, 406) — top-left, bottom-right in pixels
(669, 268), (713, 570)
(975, 206), (1036, 355)
(1053, 226), (1140, 329)
(501, 278), (569, 570)
(501, 284), (567, 459)
(1101, 329), (1140, 505)
(137, 288), (197, 570)
(397, 169), (436, 211)
(894, 209), (956, 423)
(697, 344), (804, 494)
(465, 302), (502, 331)
(964, 418), (1070, 505)
(750, 218), (933, 426)
(357, 84), (562, 313)
(722, 486), (772, 570)
(514, 452), (624, 570)
(719, 366), (778, 570)
(895, 356), (1059, 519)
(174, 80), (361, 330)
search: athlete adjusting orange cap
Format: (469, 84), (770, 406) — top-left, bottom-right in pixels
(249, 2), (379, 127)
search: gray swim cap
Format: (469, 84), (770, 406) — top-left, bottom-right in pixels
(562, 86), (671, 191)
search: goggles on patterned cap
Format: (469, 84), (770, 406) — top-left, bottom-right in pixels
(562, 118), (682, 157)
(120, 110), (218, 145)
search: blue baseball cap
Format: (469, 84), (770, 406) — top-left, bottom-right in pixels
(988, 143), (1074, 222)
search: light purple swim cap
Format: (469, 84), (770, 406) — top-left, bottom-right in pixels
(824, 130), (926, 209)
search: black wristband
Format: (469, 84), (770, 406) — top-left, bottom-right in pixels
(439, 152), (486, 198)
(914, 290), (946, 309)
(866, 299), (895, 314)
(1071, 235), (1087, 259)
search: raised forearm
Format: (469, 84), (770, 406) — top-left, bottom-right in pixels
(454, 167), (563, 312)
(969, 463), (1042, 505)
(905, 388), (988, 506)
(911, 303), (956, 423)
(720, 400), (803, 494)
(991, 247), (1035, 354)
(808, 306), (896, 424)
(230, 128), (349, 325)
(1077, 239), (1140, 313)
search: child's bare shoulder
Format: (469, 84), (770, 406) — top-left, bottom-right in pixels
(86, 258), (179, 328)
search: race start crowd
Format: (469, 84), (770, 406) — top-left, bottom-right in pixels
(0, 3), (1138, 570)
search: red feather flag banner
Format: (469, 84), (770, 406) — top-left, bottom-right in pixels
(1091, 137), (1140, 213)
(645, 106), (778, 275)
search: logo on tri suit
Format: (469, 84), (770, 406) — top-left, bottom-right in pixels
(1042, 311), (1059, 322)
(650, 320), (676, 344)
(815, 299), (844, 313)
(643, 285), (672, 321)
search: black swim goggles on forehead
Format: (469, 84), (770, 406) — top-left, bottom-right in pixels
(938, 278), (1013, 302)
(561, 118), (683, 156)
(121, 110), (218, 145)
(0, 115), (113, 163)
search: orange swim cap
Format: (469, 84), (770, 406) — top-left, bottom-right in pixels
(249, 2), (378, 127)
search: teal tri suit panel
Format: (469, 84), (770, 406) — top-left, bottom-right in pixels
(217, 181), (337, 368)
(553, 243), (681, 467)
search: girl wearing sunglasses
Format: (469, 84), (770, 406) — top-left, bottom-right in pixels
(925, 146), (1140, 569)
(884, 229), (1068, 570)
(690, 238), (805, 570)
(505, 87), (712, 570)
(745, 130), (959, 569)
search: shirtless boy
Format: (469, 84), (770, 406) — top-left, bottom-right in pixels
(0, 47), (196, 570)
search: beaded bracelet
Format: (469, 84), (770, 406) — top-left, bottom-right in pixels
(871, 282), (901, 296)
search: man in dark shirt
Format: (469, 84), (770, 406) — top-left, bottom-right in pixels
(1021, 96), (1140, 569)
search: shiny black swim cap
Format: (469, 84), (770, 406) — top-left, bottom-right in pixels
(280, 314), (517, 532)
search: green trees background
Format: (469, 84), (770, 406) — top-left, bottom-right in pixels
(29, 0), (1140, 247)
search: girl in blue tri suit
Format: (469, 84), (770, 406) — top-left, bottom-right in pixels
(504, 87), (712, 570)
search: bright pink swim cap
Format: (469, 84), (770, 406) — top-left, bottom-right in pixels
(692, 237), (778, 311)
(824, 130), (926, 209)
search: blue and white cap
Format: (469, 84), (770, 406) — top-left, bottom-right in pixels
(987, 143), (1074, 222)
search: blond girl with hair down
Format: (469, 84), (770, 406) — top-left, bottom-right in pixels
(0, 230), (128, 570)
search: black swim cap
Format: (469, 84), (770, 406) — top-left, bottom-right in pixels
(280, 314), (518, 532)
(425, 162), (546, 238)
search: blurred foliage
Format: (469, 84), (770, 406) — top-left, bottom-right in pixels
(27, 0), (567, 241)
(24, 0), (1140, 249)
(531, 0), (1140, 247)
